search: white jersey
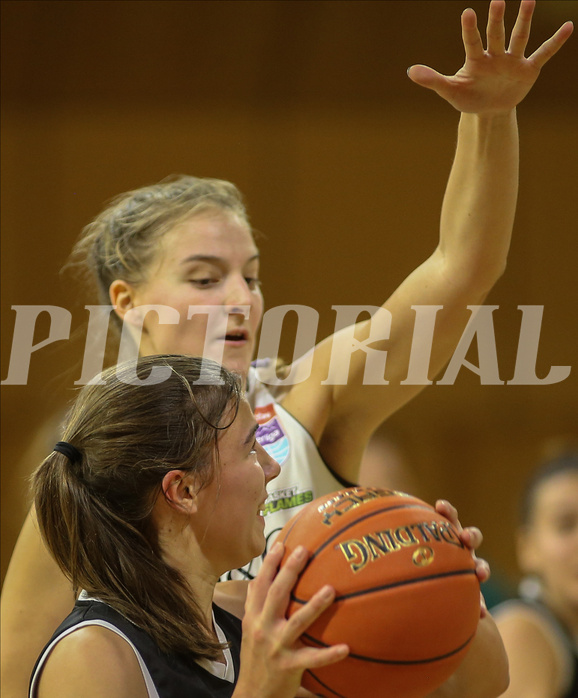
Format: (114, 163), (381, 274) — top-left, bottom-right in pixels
(221, 361), (351, 581)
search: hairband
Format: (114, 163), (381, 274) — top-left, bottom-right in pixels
(53, 441), (82, 464)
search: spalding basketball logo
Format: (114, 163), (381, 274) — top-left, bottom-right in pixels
(412, 546), (435, 567)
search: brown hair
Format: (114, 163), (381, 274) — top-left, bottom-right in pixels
(519, 446), (578, 527)
(68, 175), (251, 321)
(32, 355), (242, 659)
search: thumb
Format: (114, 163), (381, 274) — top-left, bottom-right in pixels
(407, 64), (448, 92)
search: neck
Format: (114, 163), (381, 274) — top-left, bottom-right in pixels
(153, 500), (219, 629)
(162, 536), (218, 628)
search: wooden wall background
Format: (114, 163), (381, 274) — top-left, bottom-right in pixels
(2, 0), (577, 588)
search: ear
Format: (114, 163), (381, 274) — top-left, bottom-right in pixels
(109, 279), (138, 323)
(161, 470), (198, 515)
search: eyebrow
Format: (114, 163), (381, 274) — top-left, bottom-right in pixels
(180, 253), (260, 267)
(244, 423), (259, 445)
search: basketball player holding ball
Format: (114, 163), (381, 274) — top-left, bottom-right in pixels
(1, 1), (574, 696)
(28, 357), (502, 698)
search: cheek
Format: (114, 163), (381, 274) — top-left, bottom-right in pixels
(180, 312), (210, 335)
(239, 466), (265, 507)
(534, 533), (573, 573)
(251, 291), (264, 325)
(149, 311), (210, 354)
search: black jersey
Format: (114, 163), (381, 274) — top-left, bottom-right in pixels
(29, 598), (242, 698)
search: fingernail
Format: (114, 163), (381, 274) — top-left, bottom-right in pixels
(292, 545), (307, 561)
(321, 585), (334, 600)
(271, 541), (283, 554)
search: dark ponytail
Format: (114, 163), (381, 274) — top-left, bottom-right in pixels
(33, 355), (242, 659)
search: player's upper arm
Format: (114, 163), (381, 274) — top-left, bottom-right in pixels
(1, 507), (77, 698)
(36, 625), (148, 698)
(281, 250), (484, 480)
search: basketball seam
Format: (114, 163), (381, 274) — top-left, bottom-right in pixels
(291, 567), (477, 604)
(304, 669), (349, 698)
(302, 629), (476, 665)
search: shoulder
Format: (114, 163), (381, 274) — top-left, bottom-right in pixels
(495, 602), (570, 697)
(36, 624), (148, 698)
(213, 586), (248, 622)
(496, 602), (559, 650)
(495, 599), (567, 650)
(249, 360), (291, 403)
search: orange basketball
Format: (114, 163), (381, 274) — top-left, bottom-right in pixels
(278, 487), (480, 698)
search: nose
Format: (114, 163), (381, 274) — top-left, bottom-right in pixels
(224, 274), (253, 312)
(257, 442), (280, 485)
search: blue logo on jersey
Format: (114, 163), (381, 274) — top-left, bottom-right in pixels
(256, 417), (289, 465)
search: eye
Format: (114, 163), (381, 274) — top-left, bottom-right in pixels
(189, 277), (220, 287)
(554, 514), (578, 534)
(250, 438), (258, 455)
(245, 277), (261, 291)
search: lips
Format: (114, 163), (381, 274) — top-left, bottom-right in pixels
(258, 496), (269, 516)
(222, 328), (249, 343)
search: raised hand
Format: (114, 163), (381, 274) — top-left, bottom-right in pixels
(408, 0), (573, 114)
(234, 542), (348, 698)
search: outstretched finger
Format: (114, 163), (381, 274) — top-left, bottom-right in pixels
(508, 0), (535, 57)
(461, 7), (485, 61)
(529, 20), (574, 70)
(486, 0), (506, 55)
(407, 64), (452, 94)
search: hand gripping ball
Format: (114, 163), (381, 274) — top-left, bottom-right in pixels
(278, 487), (480, 698)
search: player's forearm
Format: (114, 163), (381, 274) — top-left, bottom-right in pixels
(438, 110), (519, 295)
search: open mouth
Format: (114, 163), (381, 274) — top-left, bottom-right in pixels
(223, 329), (248, 343)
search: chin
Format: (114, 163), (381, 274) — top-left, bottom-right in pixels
(223, 356), (251, 377)
(227, 540), (266, 573)
(249, 538), (267, 563)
